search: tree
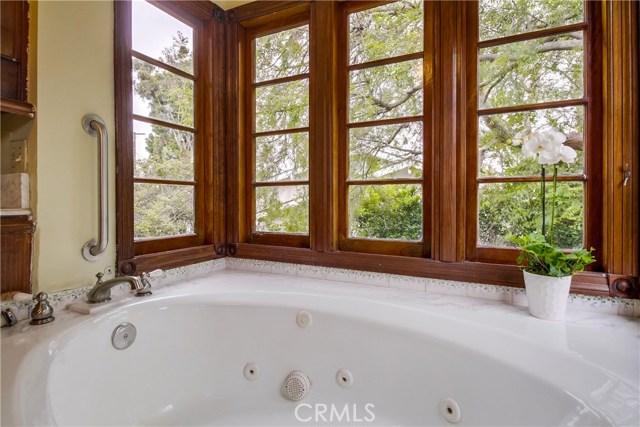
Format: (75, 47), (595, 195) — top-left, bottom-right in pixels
(477, 0), (585, 248)
(133, 0), (586, 247)
(352, 185), (422, 240)
(253, 25), (310, 233)
(133, 32), (195, 238)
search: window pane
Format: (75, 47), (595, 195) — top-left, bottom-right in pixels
(349, 184), (422, 241)
(349, 122), (423, 180)
(134, 183), (194, 239)
(479, 107), (584, 177)
(255, 132), (308, 182)
(478, 32), (584, 108)
(479, 0), (584, 41)
(255, 25), (309, 83)
(133, 58), (194, 127)
(132, 0), (193, 74)
(255, 185), (309, 233)
(478, 182), (583, 249)
(255, 79), (309, 133)
(350, 59), (423, 123)
(133, 120), (194, 181)
(349, 0), (423, 65)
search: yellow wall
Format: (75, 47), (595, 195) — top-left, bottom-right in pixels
(34, 1), (116, 293)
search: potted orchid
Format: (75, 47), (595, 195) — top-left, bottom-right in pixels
(507, 128), (595, 321)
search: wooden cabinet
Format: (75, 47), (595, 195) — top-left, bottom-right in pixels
(1, 0), (28, 101)
(1, 0), (33, 116)
(1, 215), (34, 295)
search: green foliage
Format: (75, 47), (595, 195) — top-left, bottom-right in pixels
(352, 185), (422, 240)
(133, 32), (195, 239)
(255, 133), (308, 182)
(256, 186), (309, 233)
(477, 0), (586, 249)
(255, 25), (309, 82)
(134, 184), (194, 238)
(480, 181), (583, 249)
(255, 80), (309, 132)
(349, 0), (423, 64)
(133, 0), (589, 245)
(480, 0), (583, 40)
(507, 233), (595, 277)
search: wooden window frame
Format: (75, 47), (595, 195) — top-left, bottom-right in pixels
(242, 11), (312, 248)
(465, 1), (603, 269)
(227, 0), (638, 298)
(337, 1), (430, 258)
(112, 1), (637, 298)
(114, 0), (227, 275)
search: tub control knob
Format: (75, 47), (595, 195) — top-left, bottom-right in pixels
(30, 292), (55, 325)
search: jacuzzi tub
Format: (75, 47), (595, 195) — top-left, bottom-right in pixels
(2, 269), (638, 426)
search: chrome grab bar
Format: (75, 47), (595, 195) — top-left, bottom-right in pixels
(81, 114), (108, 262)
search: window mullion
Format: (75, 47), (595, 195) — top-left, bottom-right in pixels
(435, 0), (462, 262)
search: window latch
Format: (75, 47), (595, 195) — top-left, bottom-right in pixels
(623, 163), (631, 187)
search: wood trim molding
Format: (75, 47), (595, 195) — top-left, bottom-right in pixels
(118, 244), (221, 275)
(114, 0), (135, 262)
(0, 97), (34, 117)
(149, 0), (216, 22)
(602, 0), (639, 279)
(115, 0), (223, 273)
(230, 1), (307, 23)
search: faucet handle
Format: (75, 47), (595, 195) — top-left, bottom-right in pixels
(30, 292), (55, 325)
(135, 270), (161, 297)
(95, 272), (104, 284)
(140, 269), (163, 286)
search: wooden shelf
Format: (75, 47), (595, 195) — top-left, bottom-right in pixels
(0, 97), (35, 117)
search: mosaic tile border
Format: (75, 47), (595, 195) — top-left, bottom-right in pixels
(0, 259), (226, 324)
(1, 256), (637, 326)
(226, 258), (640, 318)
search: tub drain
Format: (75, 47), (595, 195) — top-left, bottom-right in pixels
(111, 323), (136, 350)
(284, 371), (311, 401)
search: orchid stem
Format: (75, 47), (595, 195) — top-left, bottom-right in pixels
(541, 165), (546, 238)
(550, 165), (558, 246)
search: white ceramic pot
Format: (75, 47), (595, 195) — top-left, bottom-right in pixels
(523, 271), (572, 321)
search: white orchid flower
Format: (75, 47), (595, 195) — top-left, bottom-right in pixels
(521, 128), (573, 165)
(521, 133), (546, 159)
(557, 144), (577, 164)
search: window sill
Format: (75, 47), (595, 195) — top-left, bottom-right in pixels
(230, 243), (637, 299)
(118, 244), (224, 276)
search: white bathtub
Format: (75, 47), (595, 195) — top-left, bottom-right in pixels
(2, 269), (638, 426)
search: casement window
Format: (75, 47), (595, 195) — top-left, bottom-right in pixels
(338, 0), (427, 257)
(244, 16), (312, 247)
(114, 0), (226, 274)
(131, 1), (197, 242)
(466, 0), (603, 267)
(228, 0), (637, 297)
(115, 0), (637, 297)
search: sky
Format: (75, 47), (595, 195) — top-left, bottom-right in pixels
(131, 0), (193, 160)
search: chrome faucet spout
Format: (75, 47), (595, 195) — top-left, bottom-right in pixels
(86, 274), (147, 304)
